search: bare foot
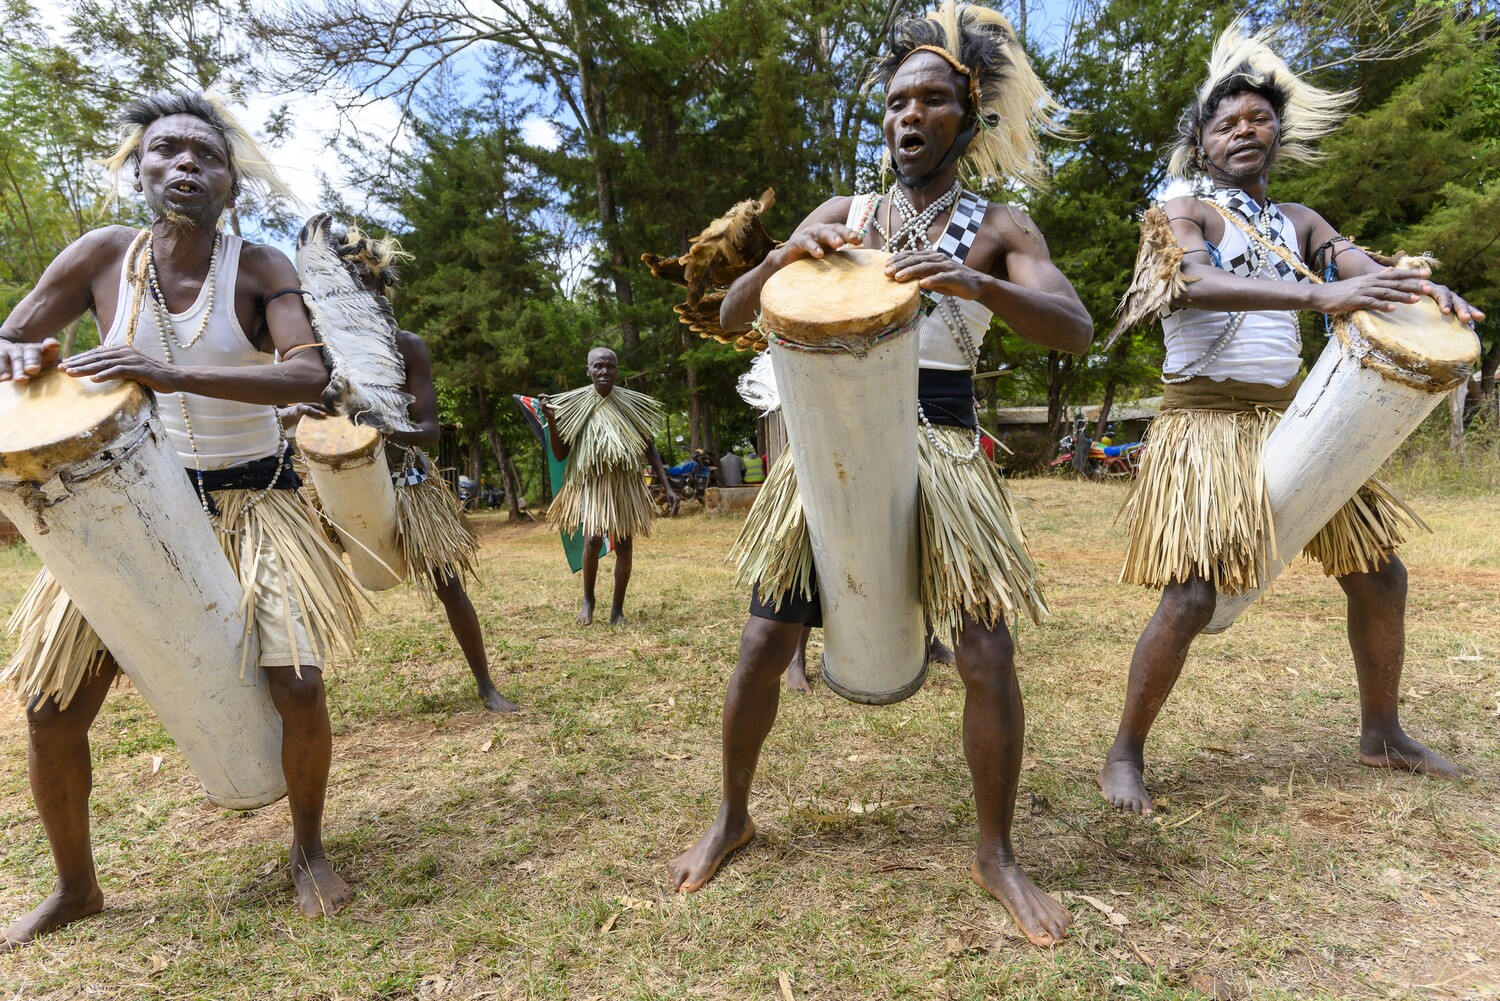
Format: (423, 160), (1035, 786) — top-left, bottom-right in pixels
(1098, 751), (1154, 815)
(479, 686), (520, 713)
(970, 855), (1071, 948)
(609, 611), (628, 626)
(0, 885), (104, 952)
(784, 660), (812, 694)
(576, 600), (594, 626)
(669, 814), (756, 893)
(291, 850), (353, 917)
(927, 636), (956, 666)
(1360, 730), (1470, 778)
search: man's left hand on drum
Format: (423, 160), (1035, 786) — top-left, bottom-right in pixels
(0, 337), (62, 384)
(886, 249), (986, 300)
(278, 402), (330, 428)
(60, 345), (178, 392)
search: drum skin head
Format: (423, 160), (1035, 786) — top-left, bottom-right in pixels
(760, 249), (921, 344)
(1346, 297), (1481, 390)
(0, 371), (151, 483)
(297, 412), (383, 466)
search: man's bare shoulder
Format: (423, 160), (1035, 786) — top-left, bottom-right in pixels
(1161, 195), (1209, 220)
(69, 225), (141, 260)
(980, 202), (1051, 254)
(395, 327), (429, 358)
(237, 241), (300, 290)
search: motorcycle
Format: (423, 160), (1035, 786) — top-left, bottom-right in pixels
(649, 449), (715, 512)
(1051, 417), (1142, 479)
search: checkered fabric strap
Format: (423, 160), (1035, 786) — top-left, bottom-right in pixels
(934, 190), (988, 265)
(1209, 189), (1311, 285)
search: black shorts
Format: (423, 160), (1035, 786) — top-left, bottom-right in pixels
(749, 577), (823, 628)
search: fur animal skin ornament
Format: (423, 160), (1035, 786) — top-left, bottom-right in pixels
(1106, 207), (1197, 349)
(295, 213), (415, 432)
(642, 188), (782, 352)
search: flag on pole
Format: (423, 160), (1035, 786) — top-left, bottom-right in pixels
(514, 394), (612, 573)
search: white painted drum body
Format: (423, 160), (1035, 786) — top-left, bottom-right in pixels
(1207, 298), (1481, 632)
(297, 414), (407, 590)
(0, 373), (283, 809)
(763, 249), (927, 704)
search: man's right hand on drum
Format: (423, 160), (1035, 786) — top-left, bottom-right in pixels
(0, 337), (62, 385)
(771, 223), (862, 267)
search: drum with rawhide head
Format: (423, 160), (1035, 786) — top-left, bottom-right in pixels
(0, 371), (283, 809)
(296, 413), (407, 590)
(760, 248), (926, 704)
(1207, 296), (1481, 632)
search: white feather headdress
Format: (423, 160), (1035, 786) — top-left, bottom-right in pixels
(295, 214), (415, 432)
(1168, 20), (1357, 179)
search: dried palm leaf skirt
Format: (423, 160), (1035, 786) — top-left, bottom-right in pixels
(396, 471), (480, 601)
(4, 488), (363, 708)
(546, 385), (662, 541)
(1119, 408), (1426, 593)
(731, 425), (1048, 644)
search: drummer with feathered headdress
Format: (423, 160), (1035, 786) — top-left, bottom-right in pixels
(538, 349), (678, 626)
(667, 1), (1092, 948)
(1099, 21), (1483, 817)
(0, 91), (363, 947)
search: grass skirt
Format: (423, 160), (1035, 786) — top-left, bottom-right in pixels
(396, 473), (480, 602)
(4, 488), (363, 708)
(1119, 408), (1426, 593)
(546, 385), (661, 541)
(731, 425), (1047, 644)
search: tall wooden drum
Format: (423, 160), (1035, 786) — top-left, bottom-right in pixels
(1207, 297), (1481, 632)
(760, 248), (927, 704)
(297, 414), (407, 590)
(0, 372), (283, 809)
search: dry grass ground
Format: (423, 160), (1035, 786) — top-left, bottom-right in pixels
(1, 477), (1497, 1000)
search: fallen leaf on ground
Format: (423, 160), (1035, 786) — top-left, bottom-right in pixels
(598, 912), (619, 934)
(151, 755), (163, 775)
(1187, 972), (1233, 999)
(480, 739), (494, 753)
(618, 895), (655, 911)
(1076, 894), (1130, 926)
(778, 970), (794, 1001)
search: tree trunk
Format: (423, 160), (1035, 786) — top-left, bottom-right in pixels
(1095, 378), (1118, 441)
(685, 362), (704, 451)
(476, 391), (524, 522)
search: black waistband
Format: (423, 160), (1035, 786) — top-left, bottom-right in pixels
(917, 368), (976, 430)
(186, 448), (300, 515)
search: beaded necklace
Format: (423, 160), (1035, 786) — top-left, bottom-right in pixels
(1163, 189), (1279, 385)
(870, 183), (983, 463)
(126, 231), (288, 529)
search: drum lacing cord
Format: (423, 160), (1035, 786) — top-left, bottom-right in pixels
(754, 310), (922, 359)
(0, 419), (156, 536)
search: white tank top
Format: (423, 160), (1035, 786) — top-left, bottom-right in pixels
(1161, 192), (1306, 387)
(845, 194), (992, 371)
(103, 232), (282, 469)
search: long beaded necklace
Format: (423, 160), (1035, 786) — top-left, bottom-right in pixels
(146, 232), (221, 349)
(129, 232), (288, 529)
(1163, 189), (1278, 385)
(871, 182), (983, 463)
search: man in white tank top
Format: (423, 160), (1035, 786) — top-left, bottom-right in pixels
(0, 92), (360, 949)
(1099, 25), (1483, 817)
(669, 3), (1091, 949)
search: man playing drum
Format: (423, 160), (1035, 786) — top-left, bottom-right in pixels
(0, 92), (363, 948)
(285, 221), (519, 713)
(540, 348), (679, 626)
(669, 2), (1092, 948)
(1098, 24), (1483, 815)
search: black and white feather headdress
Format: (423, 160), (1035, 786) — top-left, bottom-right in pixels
(295, 214), (415, 432)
